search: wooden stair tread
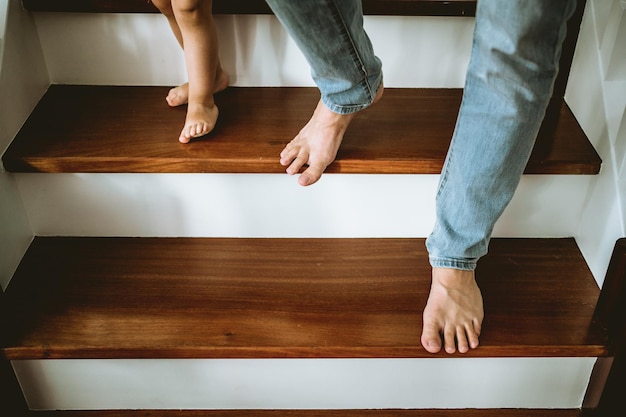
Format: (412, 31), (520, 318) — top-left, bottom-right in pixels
(2, 86), (601, 175)
(2, 237), (606, 360)
(22, 0), (478, 16)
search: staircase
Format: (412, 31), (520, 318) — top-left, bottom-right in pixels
(1, 0), (624, 416)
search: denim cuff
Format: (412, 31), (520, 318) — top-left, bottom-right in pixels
(321, 96), (371, 115)
(429, 256), (477, 271)
(321, 73), (383, 115)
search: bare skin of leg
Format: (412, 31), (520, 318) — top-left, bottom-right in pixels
(165, 71), (229, 107)
(152, 0), (229, 107)
(280, 85), (384, 187)
(152, 0), (224, 143)
(421, 267), (484, 354)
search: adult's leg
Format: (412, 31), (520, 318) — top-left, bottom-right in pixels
(265, 0), (383, 186)
(423, 0), (578, 354)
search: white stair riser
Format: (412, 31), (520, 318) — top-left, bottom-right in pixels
(33, 14), (474, 88)
(14, 358), (595, 410)
(16, 173), (590, 238)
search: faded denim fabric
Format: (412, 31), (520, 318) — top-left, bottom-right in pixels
(267, 0), (578, 270)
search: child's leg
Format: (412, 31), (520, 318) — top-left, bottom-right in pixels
(152, 0), (189, 107)
(166, 60), (229, 108)
(152, 0), (183, 45)
(152, 0), (229, 114)
(169, 0), (223, 142)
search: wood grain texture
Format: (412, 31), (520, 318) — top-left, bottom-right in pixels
(21, 0), (477, 16)
(2, 237), (606, 360)
(2, 86), (601, 175)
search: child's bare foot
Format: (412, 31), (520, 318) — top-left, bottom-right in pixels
(166, 84), (189, 107)
(179, 102), (219, 143)
(280, 85), (384, 187)
(166, 70), (230, 108)
(421, 267), (484, 354)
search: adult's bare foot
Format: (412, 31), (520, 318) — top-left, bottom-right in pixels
(280, 100), (354, 186)
(421, 267), (484, 354)
(179, 102), (219, 143)
(280, 85), (384, 187)
(166, 69), (230, 108)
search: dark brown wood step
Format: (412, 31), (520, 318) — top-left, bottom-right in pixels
(22, 0), (477, 16)
(1, 237), (607, 360)
(1, 86), (601, 175)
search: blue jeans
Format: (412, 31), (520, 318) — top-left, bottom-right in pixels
(265, 0), (383, 114)
(266, 0), (577, 270)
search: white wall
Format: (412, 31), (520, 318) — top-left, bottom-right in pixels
(569, 0), (626, 285)
(0, 0), (47, 290)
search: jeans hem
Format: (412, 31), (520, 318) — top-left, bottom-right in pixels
(321, 74), (383, 115)
(322, 98), (370, 115)
(429, 257), (477, 271)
